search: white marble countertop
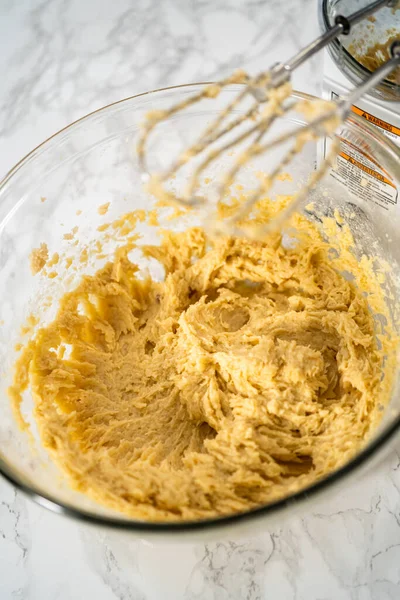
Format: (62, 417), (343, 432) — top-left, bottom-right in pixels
(1, 0), (400, 598)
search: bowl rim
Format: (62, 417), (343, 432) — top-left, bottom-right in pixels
(1, 82), (399, 534)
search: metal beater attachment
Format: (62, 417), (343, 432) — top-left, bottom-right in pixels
(137, 0), (399, 235)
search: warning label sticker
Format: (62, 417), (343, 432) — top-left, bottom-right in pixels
(338, 151), (395, 189)
(325, 92), (399, 211)
(350, 105), (400, 146)
(330, 145), (398, 211)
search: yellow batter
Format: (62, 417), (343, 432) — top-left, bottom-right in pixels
(10, 217), (394, 522)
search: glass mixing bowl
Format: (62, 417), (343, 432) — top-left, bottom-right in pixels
(320, 0), (400, 101)
(0, 84), (399, 540)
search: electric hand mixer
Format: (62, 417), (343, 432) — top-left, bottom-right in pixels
(138, 0), (400, 237)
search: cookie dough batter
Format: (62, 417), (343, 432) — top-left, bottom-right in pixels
(11, 225), (390, 521)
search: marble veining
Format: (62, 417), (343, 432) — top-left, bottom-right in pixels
(1, 0), (400, 598)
